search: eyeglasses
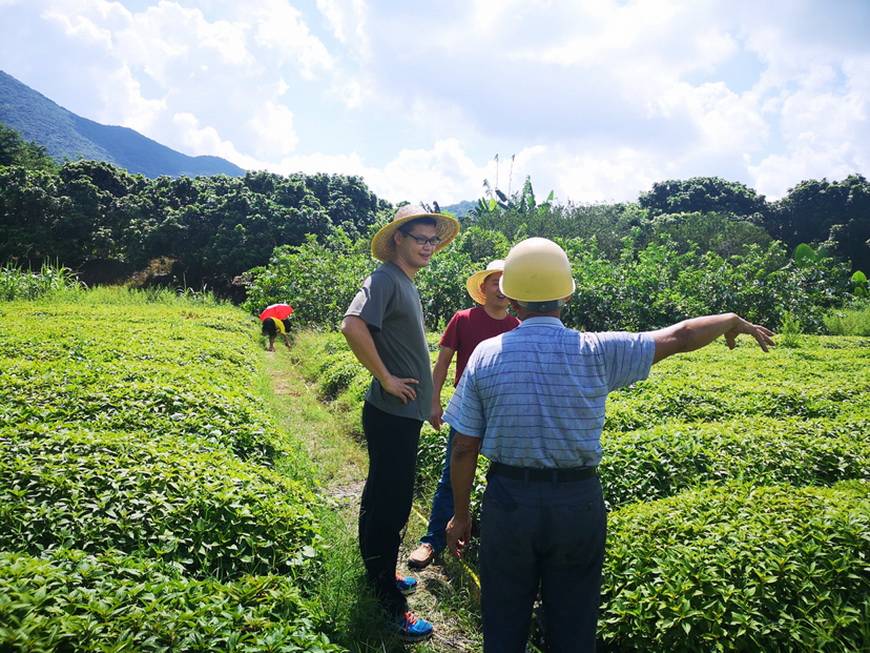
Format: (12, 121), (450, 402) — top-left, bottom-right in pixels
(402, 233), (442, 247)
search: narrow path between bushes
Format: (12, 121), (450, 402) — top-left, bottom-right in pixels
(262, 348), (482, 653)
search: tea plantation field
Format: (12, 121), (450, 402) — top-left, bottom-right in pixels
(295, 331), (870, 652)
(0, 294), (342, 652)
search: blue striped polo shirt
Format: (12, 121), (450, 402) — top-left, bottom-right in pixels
(443, 316), (655, 468)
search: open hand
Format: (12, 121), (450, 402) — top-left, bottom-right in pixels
(382, 374), (419, 404)
(725, 317), (776, 352)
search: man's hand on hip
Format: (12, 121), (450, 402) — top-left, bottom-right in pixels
(382, 374), (419, 404)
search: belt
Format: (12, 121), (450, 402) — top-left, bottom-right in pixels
(488, 461), (598, 483)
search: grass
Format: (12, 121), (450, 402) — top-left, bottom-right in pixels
(824, 300), (870, 336)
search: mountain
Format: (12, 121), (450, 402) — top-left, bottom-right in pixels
(443, 199), (476, 218)
(0, 70), (245, 177)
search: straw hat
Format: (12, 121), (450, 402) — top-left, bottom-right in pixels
(370, 204), (460, 262)
(466, 259), (506, 305)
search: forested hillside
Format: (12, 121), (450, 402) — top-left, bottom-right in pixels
(0, 71), (244, 177)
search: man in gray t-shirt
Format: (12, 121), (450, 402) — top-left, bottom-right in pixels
(341, 204), (459, 643)
(346, 261), (433, 420)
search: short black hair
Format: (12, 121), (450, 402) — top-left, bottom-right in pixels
(399, 217), (437, 234)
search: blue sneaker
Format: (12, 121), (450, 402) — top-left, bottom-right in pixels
(395, 574), (418, 596)
(395, 610), (433, 642)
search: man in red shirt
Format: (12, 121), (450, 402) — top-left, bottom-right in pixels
(408, 259), (520, 569)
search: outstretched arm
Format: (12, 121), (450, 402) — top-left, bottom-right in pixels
(649, 312), (775, 364)
(340, 315), (419, 403)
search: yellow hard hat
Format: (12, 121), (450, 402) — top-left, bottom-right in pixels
(499, 237), (575, 302)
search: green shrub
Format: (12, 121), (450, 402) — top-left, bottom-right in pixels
(0, 369), (276, 460)
(778, 310), (803, 347)
(605, 338), (868, 431)
(0, 427), (321, 581)
(600, 417), (870, 509)
(600, 481), (869, 652)
(824, 301), (870, 336)
(0, 301), (279, 460)
(0, 549), (342, 652)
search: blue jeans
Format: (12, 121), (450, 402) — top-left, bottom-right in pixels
(419, 428), (455, 553)
(480, 473), (606, 653)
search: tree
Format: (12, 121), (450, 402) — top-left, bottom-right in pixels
(639, 177), (767, 218)
(770, 175), (870, 272)
(0, 122), (56, 172)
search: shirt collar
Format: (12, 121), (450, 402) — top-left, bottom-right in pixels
(518, 316), (564, 328)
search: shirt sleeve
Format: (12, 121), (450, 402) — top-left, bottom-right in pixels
(344, 270), (392, 331)
(598, 332), (655, 391)
(442, 358), (485, 438)
(440, 311), (462, 350)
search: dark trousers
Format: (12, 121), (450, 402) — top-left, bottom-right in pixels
(359, 401), (422, 614)
(480, 474), (606, 653)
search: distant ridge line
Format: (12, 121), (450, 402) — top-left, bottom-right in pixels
(0, 69), (245, 177)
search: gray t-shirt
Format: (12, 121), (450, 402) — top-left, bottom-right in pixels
(344, 262), (433, 421)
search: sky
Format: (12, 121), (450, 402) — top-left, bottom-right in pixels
(1, 0), (868, 205)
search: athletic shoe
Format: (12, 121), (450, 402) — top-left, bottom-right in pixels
(395, 574), (418, 596)
(395, 610), (433, 642)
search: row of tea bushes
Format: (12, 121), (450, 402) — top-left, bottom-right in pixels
(600, 480), (869, 652)
(0, 296), (339, 651)
(0, 304), (280, 460)
(0, 549), (342, 652)
(0, 426), (320, 581)
(604, 336), (869, 431)
(599, 415), (870, 509)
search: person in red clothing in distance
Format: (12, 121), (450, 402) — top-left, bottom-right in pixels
(407, 259), (520, 569)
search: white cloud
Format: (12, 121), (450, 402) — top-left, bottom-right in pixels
(249, 0), (333, 79)
(247, 102), (298, 158)
(170, 112), (249, 164)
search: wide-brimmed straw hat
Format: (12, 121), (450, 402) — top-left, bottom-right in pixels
(370, 204), (460, 262)
(466, 259), (506, 305)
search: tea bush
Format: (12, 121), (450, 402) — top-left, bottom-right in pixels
(281, 326), (870, 650)
(0, 426), (321, 581)
(0, 302), (280, 460)
(0, 549), (343, 652)
(604, 336), (869, 431)
(600, 481), (869, 652)
(824, 300), (870, 336)
(600, 416), (870, 509)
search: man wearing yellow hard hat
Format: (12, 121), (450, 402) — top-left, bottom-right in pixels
(341, 204), (459, 643)
(443, 237), (774, 652)
(407, 259), (519, 570)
